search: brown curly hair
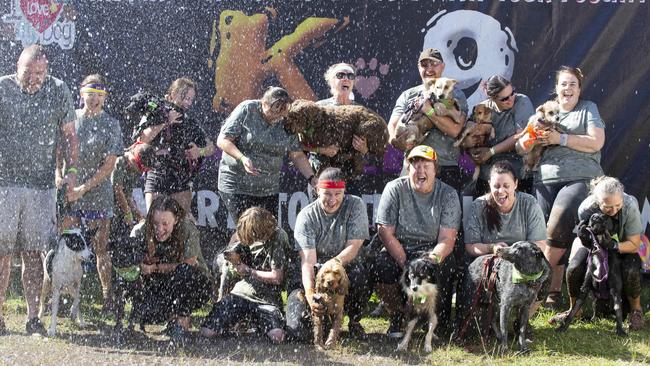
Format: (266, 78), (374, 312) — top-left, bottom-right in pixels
(236, 207), (277, 245)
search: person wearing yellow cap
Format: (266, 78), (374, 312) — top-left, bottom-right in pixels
(370, 145), (461, 338)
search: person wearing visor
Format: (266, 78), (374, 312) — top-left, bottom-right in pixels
(372, 145), (461, 338)
(286, 167), (371, 340)
(217, 86), (317, 222)
(59, 74), (124, 314)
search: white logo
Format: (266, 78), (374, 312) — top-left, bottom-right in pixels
(422, 10), (518, 110)
(2, 0), (76, 50)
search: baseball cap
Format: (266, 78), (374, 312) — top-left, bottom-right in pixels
(418, 48), (443, 63)
(407, 145), (438, 162)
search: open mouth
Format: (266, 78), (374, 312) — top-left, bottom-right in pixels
(496, 195), (508, 205)
(341, 85), (350, 91)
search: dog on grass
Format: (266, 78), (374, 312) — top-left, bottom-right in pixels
(556, 212), (626, 336)
(514, 100), (562, 174)
(284, 100), (388, 175)
(211, 241), (253, 302)
(467, 241), (550, 354)
(110, 236), (147, 341)
(454, 104), (496, 180)
(39, 229), (93, 337)
(312, 259), (349, 350)
(396, 255), (440, 353)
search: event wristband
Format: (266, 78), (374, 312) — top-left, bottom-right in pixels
(239, 155), (246, 162)
(200, 147), (206, 157)
(489, 147), (496, 156)
(429, 253), (441, 264)
(67, 167), (78, 174)
(560, 134), (568, 147)
(425, 107), (435, 118)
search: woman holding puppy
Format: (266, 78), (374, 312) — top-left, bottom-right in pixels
(285, 167), (371, 341)
(131, 195), (212, 343)
(201, 207), (289, 343)
(471, 75), (535, 196)
(517, 66), (605, 309)
(550, 176), (645, 330)
(217, 86), (316, 222)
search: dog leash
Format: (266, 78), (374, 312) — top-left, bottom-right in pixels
(586, 228), (611, 300)
(456, 255), (500, 341)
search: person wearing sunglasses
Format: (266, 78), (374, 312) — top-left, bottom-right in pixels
(469, 75), (535, 196)
(305, 63), (370, 197)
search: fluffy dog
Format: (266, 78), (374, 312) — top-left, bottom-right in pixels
(514, 100), (562, 174)
(556, 212), (626, 336)
(39, 229), (93, 337)
(312, 259), (349, 350)
(467, 241), (550, 353)
(211, 241), (253, 302)
(110, 236), (147, 341)
(392, 77), (462, 151)
(284, 100), (389, 174)
(454, 104), (496, 180)
(396, 256), (440, 353)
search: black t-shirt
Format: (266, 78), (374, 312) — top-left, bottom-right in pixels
(151, 117), (207, 174)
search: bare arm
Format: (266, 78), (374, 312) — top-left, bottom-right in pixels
(431, 227), (458, 262)
(619, 233), (642, 254)
(217, 134), (261, 175)
(289, 151), (317, 185)
(422, 101), (465, 138)
(378, 224), (407, 268)
(335, 239), (364, 266)
(541, 125), (604, 153)
(60, 120), (79, 188)
(299, 248), (318, 293)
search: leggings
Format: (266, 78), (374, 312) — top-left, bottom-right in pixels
(535, 180), (589, 248)
(218, 191), (279, 223)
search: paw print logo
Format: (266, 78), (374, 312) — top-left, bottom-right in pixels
(354, 58), (389, 99)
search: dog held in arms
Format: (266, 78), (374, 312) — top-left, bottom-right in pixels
(392, 77), (463, 151)
(397, 255), (440, 353)
(454, 104), (495, 180)
(211, 241), (253, 302)
(284, 100), (389, 174)
(514, 100), (562, 174)
(312, 258), (349, 350)
(467, 241), (550, 353)
(39, 229), (93, 337)
(556, 212), (626, 336)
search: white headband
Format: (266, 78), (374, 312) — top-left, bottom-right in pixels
(331, 64), (355, 75)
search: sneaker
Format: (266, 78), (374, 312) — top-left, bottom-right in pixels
(25, 318), (46, 336)
(628, 310), (645, 331)
(348, 321), (367, 340)
(387, 315), (404, 339)
(369, 301), (385, 318)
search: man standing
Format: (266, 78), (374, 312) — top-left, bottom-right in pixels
(0, 45), (78, 335)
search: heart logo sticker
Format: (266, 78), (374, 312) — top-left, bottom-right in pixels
(19, 0), (62, 33)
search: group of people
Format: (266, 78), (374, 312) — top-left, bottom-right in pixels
(0, 44), (644, 349)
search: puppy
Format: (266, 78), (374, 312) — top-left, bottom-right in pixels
(39, 229), (93, 337)
(396, 256), (439, 353)
(514, 100), (562, 174)
(212, 241), (253, 302)
(454, 104), (496, 180)
(312, 259), (349, 350)
(424, 77), (462, 125)
(110, 236), (147, 340)
(468, 241), (550, 353)
(557, 212), (626, 336)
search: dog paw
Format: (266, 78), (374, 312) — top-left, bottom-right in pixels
(424, 344), (433, 353)
(355, 57), (389, 99)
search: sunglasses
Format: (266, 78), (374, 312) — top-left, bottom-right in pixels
(497, 89), (515, 102)
(335, 72), (356, 80)
(419, 59), (442, 68)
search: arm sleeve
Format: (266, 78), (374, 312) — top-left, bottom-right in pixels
(294, 209), (317, 251)
(375, 181), (399, 226)
(440, 187), (461, 230)
(220, 102), (247, 138)
(346, 197), (370, 241)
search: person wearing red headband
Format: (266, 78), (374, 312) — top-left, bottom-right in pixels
(286, 167), (371, 341)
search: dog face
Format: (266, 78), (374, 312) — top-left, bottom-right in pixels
(315, 260), (349, 296)
(588, 212), (614, 236)
(401, 257), (438, 296)
(471, 104), (493, 124)
(61, 229), (93, 261)
(223, 241), (253, 266)
(496, 241), (547, 276)
(533, 100), (560, 130)
(424, 77), (457, 101)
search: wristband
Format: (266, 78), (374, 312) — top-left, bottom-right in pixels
(199, 147), (206, 157)
(560, 134), (568, 147)
(66, 167), (78, 174)
(429, 253), (441, 264)
(425, 107), (435, 118)
(489, 147), (496, 156)
(239, 155), (246, 162)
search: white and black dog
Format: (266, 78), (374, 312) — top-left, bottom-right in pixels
(39, 229), (93, 337)
(396, 256), (440, 353)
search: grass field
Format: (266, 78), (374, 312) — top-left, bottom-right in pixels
(1, 268), (649, 365)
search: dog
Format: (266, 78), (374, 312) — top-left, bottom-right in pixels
(392, 77), (462, 151)
(284, 100), (389, 174)
(556, 212), (626, 336)
(211, 241), (253, 302)
(514, 100), (562, 174)
(110, 236), (147, 341)
(39, 229), (93, 337)
(312, 259), (349, 350)
(454, 104), (496, 180)
(467, 241), (550, 354)
(396, 256), (440, 353)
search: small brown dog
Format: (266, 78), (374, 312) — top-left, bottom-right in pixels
(312, 259), (349, 350)
(514, 100), (562, 174)
(454, 104), (495, 180)
(425, 77), (462, 125)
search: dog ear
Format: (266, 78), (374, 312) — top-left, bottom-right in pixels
(315, 268), (326, 293)
(536, 104), (545, 113)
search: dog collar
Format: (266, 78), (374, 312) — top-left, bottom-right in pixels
(511, 267), (543, 284)
(413, 294), (427, 304)
(115, 265), (141, 282)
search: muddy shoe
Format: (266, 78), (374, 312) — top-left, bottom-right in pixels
(548, 309), (582, 326)
(25, 318), (46, 336)
(369, 301), (385, 318)
(628, 310), (645, 331)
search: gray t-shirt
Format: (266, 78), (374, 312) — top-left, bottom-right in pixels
(577, 193), (643, 240)
(294, 195), (370, 261)
(218, 100), (301, 196)
(0, 75), (75, 189)
(465, 191), (547, 246)
(70, 110), (124, 213)
(111, 156), (143, 217)
(537, 100), (605, 184)
(376, 176), (461, 250)
(480, 94), (534, 180)
(231, 228), (288, 307)
(390, 84), (468, 166)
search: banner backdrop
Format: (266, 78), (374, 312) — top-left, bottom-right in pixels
(1, 0), (648, 265)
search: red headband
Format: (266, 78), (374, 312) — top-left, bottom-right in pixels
(318, 180), (345, 189)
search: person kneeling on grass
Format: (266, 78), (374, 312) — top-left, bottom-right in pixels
(201, 207), (288, 343)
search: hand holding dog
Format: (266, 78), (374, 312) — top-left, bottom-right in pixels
(234, 263), (251, 277)
(470, 147), (492, 164)
(307, 295), (326, 316)
(140, 263), (157, 276)
(352, 135), (368, 155)
(318, 144), (339, 158)
(185, 142), (202, 160)
(539, 129), (560, 146)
